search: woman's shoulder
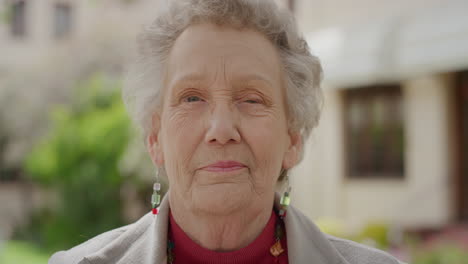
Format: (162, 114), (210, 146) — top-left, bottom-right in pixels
(48, 225), (130, 264)
(48, 213), (153, 264)
(286, 205), (404, 264)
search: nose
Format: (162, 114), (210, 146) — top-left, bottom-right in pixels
(204, 103), (241, 145)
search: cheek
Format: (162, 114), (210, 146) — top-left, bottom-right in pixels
(161, 108), (205, 181)
(163, 105), (204, 147)
(242, 116), (288, 180)
(238, 103), (270, 117)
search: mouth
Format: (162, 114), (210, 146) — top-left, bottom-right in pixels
(200, 160), (247, 172)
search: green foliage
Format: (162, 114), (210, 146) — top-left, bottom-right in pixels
(412, 244), (468, 264)
(356, 221), (390, 249)
(0, 241), (49, 264)
(316, 219), (391, 250)
(315, 218), (349, 239)
(22, 73), (132, 252)
(0, 6), (12, 25)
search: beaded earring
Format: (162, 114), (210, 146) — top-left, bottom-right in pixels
(270, 170), (291, 258)
(151, 168), (162, 215)
(278, 171), (291, 219)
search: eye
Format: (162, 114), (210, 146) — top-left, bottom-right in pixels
(244, 99), (260, 104)
(184, 95), (203, 103)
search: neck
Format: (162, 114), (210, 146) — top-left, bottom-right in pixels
(169, 192), (274, 251)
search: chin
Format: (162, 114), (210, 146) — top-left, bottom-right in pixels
(191, 183), (253, 215)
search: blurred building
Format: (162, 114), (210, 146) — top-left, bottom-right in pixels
(292, 0), (468, 232)
(0, 0), (159, 73)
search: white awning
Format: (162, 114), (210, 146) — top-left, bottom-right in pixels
(306, 1), (468, 88)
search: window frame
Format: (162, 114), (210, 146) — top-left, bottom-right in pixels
(342, 84), (405, 180)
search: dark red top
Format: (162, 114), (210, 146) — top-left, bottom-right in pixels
(168, 210), (289, 264)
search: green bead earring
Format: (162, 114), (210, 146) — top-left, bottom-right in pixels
(279, 171), (291, 219)
(151, 168), (161, 215)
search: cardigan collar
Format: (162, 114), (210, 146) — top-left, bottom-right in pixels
(82, 191), (348, 264)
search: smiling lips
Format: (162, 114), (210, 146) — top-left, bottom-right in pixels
(201, 160), (247, 172)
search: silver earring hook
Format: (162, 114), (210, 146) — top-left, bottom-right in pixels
(285, 170), (291, 193)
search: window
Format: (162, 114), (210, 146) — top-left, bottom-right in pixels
(53, 2), (72, 39)
(344, 85), (405, 179)
(10, 0), (26, 37)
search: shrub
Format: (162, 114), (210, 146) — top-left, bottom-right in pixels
(21, 73), (132, 252)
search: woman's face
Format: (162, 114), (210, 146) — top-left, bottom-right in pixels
(148, 23), (301, 215)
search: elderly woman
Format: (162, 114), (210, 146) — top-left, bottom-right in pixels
(50, 0), (403, 263)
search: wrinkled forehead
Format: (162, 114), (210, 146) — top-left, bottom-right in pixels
(164, 23), (284, 89)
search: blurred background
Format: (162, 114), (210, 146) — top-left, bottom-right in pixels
(0, 0), (467, 263)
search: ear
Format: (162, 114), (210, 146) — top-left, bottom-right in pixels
(147, 113), (164, 167)
(282, 131), (302, 170)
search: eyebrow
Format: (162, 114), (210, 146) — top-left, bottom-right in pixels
(237, 74), (275, 88)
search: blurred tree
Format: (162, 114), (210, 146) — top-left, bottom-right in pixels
(22, 72), (131, 251)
